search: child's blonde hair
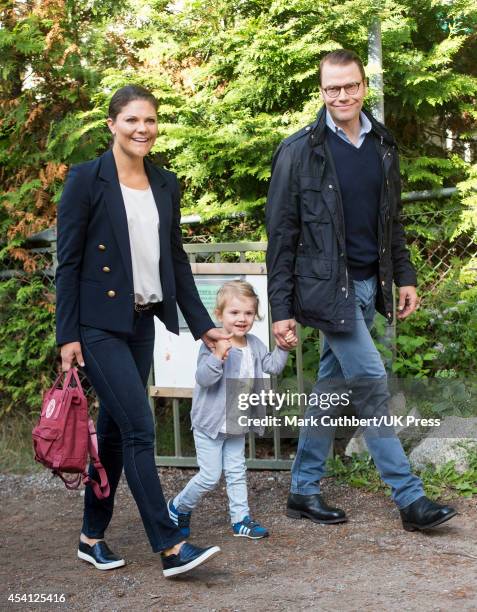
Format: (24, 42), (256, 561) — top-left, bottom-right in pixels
(215, 280), (263, 321)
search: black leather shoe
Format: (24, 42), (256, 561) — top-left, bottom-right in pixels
(161, 542), (221, 578)
(77, 540), (125, 570)
(400, 495), (457, 531)
(286, 493), (347, 524)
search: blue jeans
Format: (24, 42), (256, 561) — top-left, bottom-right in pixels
(174, 430), (249, 524)
(80, 311), (183, 552)
(290, 276), (424, 509)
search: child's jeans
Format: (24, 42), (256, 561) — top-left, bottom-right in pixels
(174, 429), (249, 524)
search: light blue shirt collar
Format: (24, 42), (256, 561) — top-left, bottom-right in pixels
(325, 110), (372, 149)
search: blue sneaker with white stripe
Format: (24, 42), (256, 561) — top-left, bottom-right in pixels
(232, 516), (269, 539)
(168, 499), (192, 538)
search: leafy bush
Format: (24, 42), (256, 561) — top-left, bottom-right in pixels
(374, 271), (477, 378)
(327, 448), (477, 500)
(0, 277), (56, 415)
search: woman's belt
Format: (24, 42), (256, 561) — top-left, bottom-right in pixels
(134, 302), (156, 312)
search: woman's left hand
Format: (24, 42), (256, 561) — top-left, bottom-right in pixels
(201, 327), (233, 350)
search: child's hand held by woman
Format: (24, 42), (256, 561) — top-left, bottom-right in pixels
(214, 339), (232, 360)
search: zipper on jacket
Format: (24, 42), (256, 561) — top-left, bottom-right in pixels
(378, 141), (391, 255)
(323, 142), (350, 300)
(328, 182), (350, 300)
(328, 182), (349, 300)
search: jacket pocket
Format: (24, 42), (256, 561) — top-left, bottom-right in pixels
(293, 255), (333, 321)
(299, 177), (325, 216)
(294, 255), (331, 279)
(300, 207), (331, 257)
(299, 176), (331, 253)
(299, 175), (322, 192)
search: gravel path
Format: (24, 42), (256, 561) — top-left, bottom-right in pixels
(1, 469), (476, 611)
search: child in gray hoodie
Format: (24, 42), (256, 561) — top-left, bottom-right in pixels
(168, 280), (296, 539)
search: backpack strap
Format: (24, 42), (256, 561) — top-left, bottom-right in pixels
(68, 367), (83, 390)
(54, 471), (82, 489)
(82, 418), (110, 500)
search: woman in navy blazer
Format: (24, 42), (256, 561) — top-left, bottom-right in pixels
(56, 85), (226, 577)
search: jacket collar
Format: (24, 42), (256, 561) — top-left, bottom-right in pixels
(97, 149), (133, 287)
(309, 105), (396, 148)
(98, 148), (168, 187)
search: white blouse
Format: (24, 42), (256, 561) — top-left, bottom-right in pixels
(120, 183), (163, 305)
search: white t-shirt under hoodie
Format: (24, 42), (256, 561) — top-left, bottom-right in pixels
(120, 183), (163, 305)
(220, 342), (255, 434)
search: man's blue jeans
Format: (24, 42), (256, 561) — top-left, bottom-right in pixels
(290, 276), (424, 509)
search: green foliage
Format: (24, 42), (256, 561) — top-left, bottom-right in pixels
(2, 0), (476, 236)
(51, 0), (477, 222)
(419, 446), (477, 499)
(418, 379), (476, 419)
(456, 162), (477, 246)
(0, 276), (56, 415)
(0, 0), (130, 246)
(0, 412), (43, 473)
(392, 272), (477, 377)
(326, 452), (385, 493)
(327, 448), (477, 500)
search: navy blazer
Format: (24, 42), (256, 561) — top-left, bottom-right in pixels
(55, 149), (214, 346)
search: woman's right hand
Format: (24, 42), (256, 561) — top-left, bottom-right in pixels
(60, 342), (85, 372)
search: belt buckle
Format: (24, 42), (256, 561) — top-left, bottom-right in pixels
(134, 303), (153, 312)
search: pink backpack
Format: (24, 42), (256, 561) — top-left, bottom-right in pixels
(32, 368), (110, 499)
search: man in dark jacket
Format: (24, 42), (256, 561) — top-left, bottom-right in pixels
(266, 49), (456, 531)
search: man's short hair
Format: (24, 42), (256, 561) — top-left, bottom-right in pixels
(319, 49), (366, 84)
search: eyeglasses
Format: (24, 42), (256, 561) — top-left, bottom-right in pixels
(322, 81), (362, 98)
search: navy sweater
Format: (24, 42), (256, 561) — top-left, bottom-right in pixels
(326, 127), (382, 280)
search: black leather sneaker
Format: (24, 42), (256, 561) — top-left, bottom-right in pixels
(161, 542), (220, 578)
(77, 540), (125, 570)
(400, 495), (457, 531)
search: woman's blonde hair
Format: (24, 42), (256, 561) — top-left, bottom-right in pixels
(215, 280), (263, 321)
